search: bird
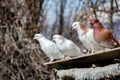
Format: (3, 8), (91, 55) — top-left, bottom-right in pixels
(89, 18), (120, 48)
(72, 22), (102, 53)
(33, 33), (65, 62)
(52, 34), (83, 58)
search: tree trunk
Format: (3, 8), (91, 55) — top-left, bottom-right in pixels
(58, 0), (66, 35)
(109, 0), (114, 33)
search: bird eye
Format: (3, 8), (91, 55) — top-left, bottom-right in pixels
(53, 37), (55, 39)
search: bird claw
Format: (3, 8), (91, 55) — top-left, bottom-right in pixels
(92, 64), (96, 68)
(64, 56), (71, 59)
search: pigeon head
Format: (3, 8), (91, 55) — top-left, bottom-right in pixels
(72, 22), (80, 30)
(33, 33), (43, 40)
(72, 22), (88, 33)
(89, 18), (99, 26)
(52, 34), (64, 44)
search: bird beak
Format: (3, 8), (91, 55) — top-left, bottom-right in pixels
(52, 39), (55, 42)
(89, 25), (93, 28)
(88, 20), (91, 24)
(52, 38), (57, 43)
(88, 21), (92, 27)
(89, 20), (94, 25)
(88, 23), (93, 28)
(72, 27), (75, 30)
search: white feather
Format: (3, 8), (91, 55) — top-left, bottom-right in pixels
(33, 33), (64, 62)
(72, 22), (101, 53)
(53, 34), (83, 57)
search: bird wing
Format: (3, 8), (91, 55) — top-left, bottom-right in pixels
(46, 43), (60, 54)
(40, 41), (64, 60)
(66, 40), (81, 53)
(86, 29), (95, 44)
(100, 41), (115, 48)
(102, 29), (113, 40)
(98, 29), (120, 48)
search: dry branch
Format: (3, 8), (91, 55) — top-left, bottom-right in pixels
(0, 0), (54, 79)
(57, 63), (120, 80)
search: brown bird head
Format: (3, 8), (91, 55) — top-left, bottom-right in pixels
(89, 18), (104, 30)
(89, 18), (99, 26)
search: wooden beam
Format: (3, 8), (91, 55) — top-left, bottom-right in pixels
(44, 47), (120, 69)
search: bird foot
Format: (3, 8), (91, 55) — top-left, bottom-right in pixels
(64, 56), (71, 60)
(92, 64), (96, 68)
(102, 48), (111, 52)
(96, 48), (111, 53)
(96, 50), (104, 53)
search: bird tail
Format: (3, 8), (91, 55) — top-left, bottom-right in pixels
(112, 37), (120, 47)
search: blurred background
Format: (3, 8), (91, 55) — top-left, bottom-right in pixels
(0, 0), (120, 80)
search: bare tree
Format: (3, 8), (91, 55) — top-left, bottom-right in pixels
(109, 0), (114, 32)
(58, 0), (66, 35)
(0, 0), (56, 80)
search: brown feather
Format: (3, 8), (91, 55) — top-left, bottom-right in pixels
(90, 18), (120, 48)
(80, 23), (89, 35)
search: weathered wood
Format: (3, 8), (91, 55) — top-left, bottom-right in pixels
(57, 63), (120, 80)
(44, 47), (120, 69)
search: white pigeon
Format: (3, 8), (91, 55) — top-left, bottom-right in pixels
(33, 33), (65, 62)
(52, 34), (83, 58)
(72, 22), (101, 53)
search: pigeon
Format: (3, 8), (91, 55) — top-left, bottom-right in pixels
(89, 18), (120, 48)
(72, 22), (101, 53)
(52, 34), (83, 58)
(33, 33), (65, 62)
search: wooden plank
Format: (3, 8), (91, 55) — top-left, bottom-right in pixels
(44, 47), (120, 69)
